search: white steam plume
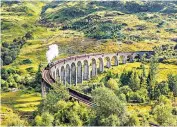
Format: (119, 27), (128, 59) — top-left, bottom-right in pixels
(46, 44), (59, 63)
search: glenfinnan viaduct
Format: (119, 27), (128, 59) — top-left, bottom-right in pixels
(42, 51), (154, 104)
(42, 51), (154, 85)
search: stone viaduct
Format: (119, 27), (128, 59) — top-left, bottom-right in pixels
(48, 51), (154, 85)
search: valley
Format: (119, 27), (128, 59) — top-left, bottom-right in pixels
(1, 1), (177, 126)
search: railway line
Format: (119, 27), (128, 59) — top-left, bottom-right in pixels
(42, 68), (93, 106)
(42, 51), (153, 106)
(41, 51), (160, 126)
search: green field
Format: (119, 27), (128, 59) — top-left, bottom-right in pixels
(2, 1), (177, 76)
(1, 1), (177, 126)
(1, 91), (42, 112)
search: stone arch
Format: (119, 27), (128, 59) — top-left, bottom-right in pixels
(91, 58), (97, 77)
(71, 63), (76, 85)
(98, 57), (104, 73)
(119, 55), (126, 64)
(61, 66), (65, 84)
(105, 57), (111, 68)
(127, 55), (133, 63)
(56, 68), (60, 82)
(111, 56), (118, 66)
(53, 71), (55, 79)
(83, 60), (89, 80)
(134, 54), (141, 62)
(77, 61), (82, 83)
(65, 64), (70, 85)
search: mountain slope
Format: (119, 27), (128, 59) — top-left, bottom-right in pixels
(1, 1), (177, 78)
(41, 1), (177, 46)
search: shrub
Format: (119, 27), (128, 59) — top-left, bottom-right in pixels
(168, 74), (177, 97)
(25, 32), (33, 39)
(21, 59), (32, 64)
(152, 103), (176, 126)
(1, 33), (27, 65)
(126, 113), (140, 126)
(2, 42), (9, 48)
(129, 92), (143, 103)
(154, 81), (170, 99)
(4, 56), (12, 65)
(172, 107), (177, 115)
(106, 78), (119, 90)
(129, 89), (148, 103)
(120, 71), (132, 86)
(2, 111), (28, 126)
(35, 112), (54, 126)
(1, 68), (9, 80)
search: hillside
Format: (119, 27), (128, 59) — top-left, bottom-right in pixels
(2, 1), (177, 71)
(1, 0), (177, 92)
(1, 1), (177, 89)
(41, 1), (177, 46)
(1, 1), (177, 126)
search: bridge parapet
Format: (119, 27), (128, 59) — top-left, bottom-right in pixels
(48, 51), (154, 85)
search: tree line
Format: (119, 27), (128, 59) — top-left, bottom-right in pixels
(1, 32), (32, 65)
(31, 55), (177, 126)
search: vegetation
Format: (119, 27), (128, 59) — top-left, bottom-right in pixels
(92, 87), (127, 126)
(34, 84), (94, 126)
(41, 1), (177, 45)
(1, 106), (28, 126)
(152, 96), (176, 126)
(1, 1), (177, 126)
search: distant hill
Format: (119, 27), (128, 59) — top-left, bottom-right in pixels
(41, 1), (177, 44)
(1, 1), (177, 75)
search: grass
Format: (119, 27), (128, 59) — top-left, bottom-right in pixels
(127, 103), (152, 114)
(42, 1), (177, 46)
(86, 61), (177, 84)
(1, 1), (45, 42)
(1, 2), (177, 126)
(2, 1), (177, 76)
(1, 91), (42, 113)
(106, 62), (177, 83)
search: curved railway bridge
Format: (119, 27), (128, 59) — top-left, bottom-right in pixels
(41, 51), (154, 106)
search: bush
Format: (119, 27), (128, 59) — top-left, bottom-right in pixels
(126, 113), (140, 126)
(2, 111), (28, 126)
(35, 112), (54, 126)
(1, 32), (28, 65)
(2, 42), (9, 48)
(168, 74), (177, 97)
(9, 51), (18, 60)
(21, 59), (32, 64)
(4, 56), (12, 65)
(25, 32), (33, 39)
(1, 68), (9, 80)
(129, 92), (143, 103)
(99, 114), (120, 126)
(153, 103), (176, 126)
(120, 71), (132, 86)
(118, 86), (132, 101)
(106, 78), (119, 90)
(154, 81), (170, 99)
(172, 107), (177, 115)
(129, 89), (148, 103)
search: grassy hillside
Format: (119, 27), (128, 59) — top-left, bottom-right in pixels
(1, 1), (177, 126)
(2, 1), (177, 75)
(1, 0), (176, 93)
(41, 1), (177, 48)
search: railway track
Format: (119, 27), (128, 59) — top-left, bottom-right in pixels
(42, 68), (93, 106)
(42, 65), (160, 126)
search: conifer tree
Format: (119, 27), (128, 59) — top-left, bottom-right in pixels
(140, 64), (147, 88)
(147, 55), (159, 99)
(129, 70), (140, 91)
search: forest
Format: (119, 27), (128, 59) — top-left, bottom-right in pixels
(1, 1), (177, 126)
